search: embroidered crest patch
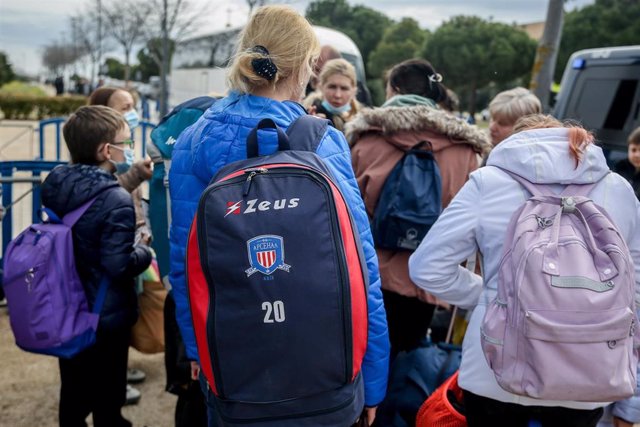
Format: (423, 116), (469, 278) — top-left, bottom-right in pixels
(245, 235), (291, 277)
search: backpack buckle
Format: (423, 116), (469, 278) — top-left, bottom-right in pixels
(561, 197), (577, 213)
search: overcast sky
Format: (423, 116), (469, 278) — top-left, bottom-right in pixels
(0, 0), (595, 76)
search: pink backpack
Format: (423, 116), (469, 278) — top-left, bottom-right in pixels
(481, 170), (640, 402)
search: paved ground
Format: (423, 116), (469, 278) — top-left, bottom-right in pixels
(0, 306), (177, 427)
(0, 119), (177, 426)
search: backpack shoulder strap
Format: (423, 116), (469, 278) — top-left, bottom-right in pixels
(560, 173), (608, 197)
(286, 115), (330, 152)
(62, 197), (97, 227)
(495, 168), (551, 197)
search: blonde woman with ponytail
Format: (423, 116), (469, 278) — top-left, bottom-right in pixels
(408, 114), (640, 426)
(168, 5), (389, 426)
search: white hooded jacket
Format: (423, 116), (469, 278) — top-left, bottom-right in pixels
(409, 128), (640, 409)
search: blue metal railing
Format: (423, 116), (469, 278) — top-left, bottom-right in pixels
(0, 161), (66, 256)
(38, 117), (156, 160)
(38, 118), (65, 160)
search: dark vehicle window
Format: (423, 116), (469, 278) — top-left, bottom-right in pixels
(564, 64), (640, 153)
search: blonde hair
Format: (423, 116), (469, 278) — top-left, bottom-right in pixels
(227, 5), (320, 94)
(489, 87), (542, 125)
(513, 114), (594, 167)
(319, 58), (356, 88)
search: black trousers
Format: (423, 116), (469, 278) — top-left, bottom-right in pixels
(58, 327), (131, 427)
(463, 390), (604, 427)
(382, 290), (436, 359)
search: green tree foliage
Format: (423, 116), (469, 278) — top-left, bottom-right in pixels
(422, 16), (536, 115)
(306, 0), (392, 78)
(368, 18), (428, 79)
(0, 52), (16, 86)
(133, 47), (160, 82)
(555, 0), (640, 81)
(104, 57), (126, 80)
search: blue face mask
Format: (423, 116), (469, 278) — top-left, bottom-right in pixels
(123, 109), (140, 131)
(110, 146), (135, 174)
(321, 99), (352, 115)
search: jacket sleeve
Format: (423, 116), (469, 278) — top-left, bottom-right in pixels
(408, 171), (484, 309)
(168, 126), (206, 361)
(99, 190), (152, 279)
(116, 161), (149, 193)
(316, 127), (390, 407)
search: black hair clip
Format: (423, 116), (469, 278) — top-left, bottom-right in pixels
(251, 45), (277, 81)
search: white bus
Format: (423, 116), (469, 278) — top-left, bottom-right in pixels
(170, 26), (369, 107)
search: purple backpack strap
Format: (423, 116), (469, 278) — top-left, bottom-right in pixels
(497, 167), (606, 199)
(496, 168), (551, 197)
(62, 197), (97, 227)
(560, 174), (608, 197)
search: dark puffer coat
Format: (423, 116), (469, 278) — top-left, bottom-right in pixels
(41, 164), (152, 331)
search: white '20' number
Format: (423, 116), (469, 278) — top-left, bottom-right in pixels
(262, 300), (285, 323)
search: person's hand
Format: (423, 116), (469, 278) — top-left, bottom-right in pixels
(365, 406), (377, 426)
(138, 231), (151, 246)
(138, 158), (153, 181)
(307, 105), (327, 119)
(613, 416), (633, 427)
(190, 361), (201, 380)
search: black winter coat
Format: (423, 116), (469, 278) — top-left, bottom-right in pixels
(614, 159), (640, 200)
(41, 164), (152, 331)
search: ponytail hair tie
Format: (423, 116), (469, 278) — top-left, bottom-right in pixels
(428, 73), (443, 84)
(251, 45), (278, 81)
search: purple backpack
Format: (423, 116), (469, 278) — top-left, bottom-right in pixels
(481, 170), (640, 401)
(3, 198), (108, 358)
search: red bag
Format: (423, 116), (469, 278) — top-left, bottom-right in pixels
(416, 371), (466, 427)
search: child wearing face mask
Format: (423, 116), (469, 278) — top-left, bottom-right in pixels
(42, 106), (152, 426)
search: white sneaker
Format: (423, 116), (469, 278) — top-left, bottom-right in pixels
(125, 384), (141, 405)
(127, 368), (146, 384)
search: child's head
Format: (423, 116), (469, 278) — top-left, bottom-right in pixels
(627, 127), (640, 169)
(512, 114), (593, 167)
(489, 87), (542, 146)
(63, 105), (129, 165)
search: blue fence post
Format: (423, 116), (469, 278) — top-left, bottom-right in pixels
(1, 164), (13, 256)
(141, 97), (150, 120)
(38, 118), (65, 160)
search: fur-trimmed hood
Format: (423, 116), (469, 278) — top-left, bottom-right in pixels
(345, 105), (491, 156)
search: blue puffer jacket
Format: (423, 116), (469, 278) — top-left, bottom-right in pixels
(41, 164), (152, 331)
(169, 91), (390, 406)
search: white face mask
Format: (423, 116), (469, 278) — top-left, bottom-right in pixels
(109, 144), (135, 174)
(123, 109), (140, 130)
(321, 99), (352, 115)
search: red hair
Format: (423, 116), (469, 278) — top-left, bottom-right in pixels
(512, 114), (594, 167)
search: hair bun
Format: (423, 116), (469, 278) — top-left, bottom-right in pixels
(251, 45), (277, 81)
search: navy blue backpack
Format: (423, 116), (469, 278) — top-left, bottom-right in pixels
(186, 116), (369, 426)
(372, 141), (442, 251)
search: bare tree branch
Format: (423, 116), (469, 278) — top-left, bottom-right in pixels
(102, 0), (150, 82)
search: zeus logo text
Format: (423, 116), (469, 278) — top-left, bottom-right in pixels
(225, 198), (300, 217)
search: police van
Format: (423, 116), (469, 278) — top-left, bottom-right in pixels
(553, 45), (640, 166)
